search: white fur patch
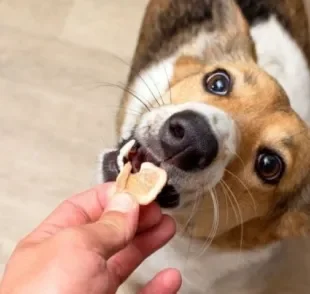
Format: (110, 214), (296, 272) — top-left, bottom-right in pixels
(251, 16), (310, 124)
(118, 236), (278, 294)
(121, 57), (176, 140)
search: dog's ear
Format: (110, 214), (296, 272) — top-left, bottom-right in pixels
(211, 0), (249, 33)
(129, 0), (256, 81)
(204, 0), (257, 63)
(169, 0), (257, 84)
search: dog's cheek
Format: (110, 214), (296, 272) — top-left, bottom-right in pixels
(100, 149), (119, 182)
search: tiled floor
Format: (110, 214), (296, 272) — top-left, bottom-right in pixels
(1, 0), (310, 292)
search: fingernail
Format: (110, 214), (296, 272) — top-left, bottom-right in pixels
(106, 193), (137, 213)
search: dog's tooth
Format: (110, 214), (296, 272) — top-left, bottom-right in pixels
(121, 139), (136, 158)
(117, 154), (124, 171)
(117, 139), (136, 170)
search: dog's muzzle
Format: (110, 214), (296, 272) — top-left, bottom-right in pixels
(101, 103), (237, 209)
(100, 111), (220, 209)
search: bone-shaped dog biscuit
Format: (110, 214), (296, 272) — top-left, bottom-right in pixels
(116, 162), (167, 205)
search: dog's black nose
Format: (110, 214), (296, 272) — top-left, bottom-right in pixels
(159, 110), (218, 171)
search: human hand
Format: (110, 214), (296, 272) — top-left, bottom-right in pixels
(0, 183), (181, 294)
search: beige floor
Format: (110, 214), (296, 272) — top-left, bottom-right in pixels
(0, 0), (148, 272)
(1, 0), (310, 292)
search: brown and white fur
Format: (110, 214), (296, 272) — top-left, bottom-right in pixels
(101, 0), (310, 293)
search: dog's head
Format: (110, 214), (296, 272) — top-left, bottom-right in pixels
(101, 0), (310, 249)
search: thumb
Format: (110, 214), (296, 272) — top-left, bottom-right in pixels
(82, 192), (140, 259)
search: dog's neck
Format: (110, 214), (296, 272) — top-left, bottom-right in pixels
(130, 232), (278, 294)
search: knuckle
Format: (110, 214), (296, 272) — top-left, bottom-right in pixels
(109, 255), (127, 285)
(100, 215), (128, 248)
(57, 228), (89, 248)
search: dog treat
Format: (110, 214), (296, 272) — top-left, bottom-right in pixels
(116, 162), (167, 205)
(116, 162), (132, 191)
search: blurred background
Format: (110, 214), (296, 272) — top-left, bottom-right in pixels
(1, 0), (310, 286)
(0, 0), (148, 272)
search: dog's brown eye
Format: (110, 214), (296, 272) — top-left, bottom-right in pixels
(203, 69), (231, 96)
(255, 149), (285, 184)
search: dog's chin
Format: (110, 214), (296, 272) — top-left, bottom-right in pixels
(155, 185), (180, 209)
(101, 144), (181, 209)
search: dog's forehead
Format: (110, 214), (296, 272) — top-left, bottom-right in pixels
(217, 63), (287, 100)
(165, 77), (288, 120)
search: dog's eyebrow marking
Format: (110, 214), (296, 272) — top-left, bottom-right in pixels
(243, 71), (257, 85)
(281, 136), (295, 148)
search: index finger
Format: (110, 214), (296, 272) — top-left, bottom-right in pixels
(23, 183), (114, 243)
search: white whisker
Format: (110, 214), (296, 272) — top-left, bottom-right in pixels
(106, 53), (163, 107)
(221, 180), (244, 256)
(197, 188), (220, 258)
(225, 169), (257, 213)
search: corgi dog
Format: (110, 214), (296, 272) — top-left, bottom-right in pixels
(101, 0), (310, 293)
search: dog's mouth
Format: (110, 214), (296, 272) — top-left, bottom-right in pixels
(117, 140), (180, 209)
(124, 141), (160, 173)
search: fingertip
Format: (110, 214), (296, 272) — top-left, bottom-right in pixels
(140, 268), (182, 294)
(134, 214), (176, 254)
(161, 215), (177, 238)
(162, 268), (182, 291)
(140, 202), (161, 216)
(138, 202), (162, 232)
(105, 192), (138, 213)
